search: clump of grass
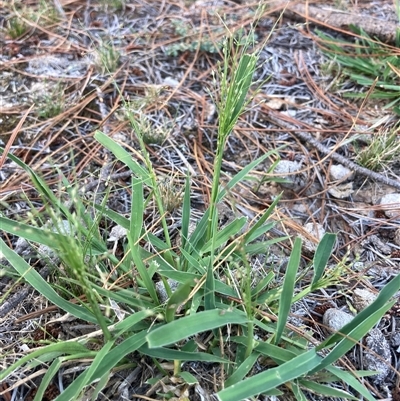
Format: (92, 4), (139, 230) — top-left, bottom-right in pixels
(317, 26), (400, 114)
(93, 42), (121, 75)
(36, 83), (65, 119)
(0, 10), (399, 401)
(355, 125), (400, 171)
(5, 16), (28, 39)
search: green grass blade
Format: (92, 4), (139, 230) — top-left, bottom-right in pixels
(217, 149), (282, 202)
(319, 274), (400, 349)
(181, 173), (191, 255)
(127, 177), (158, 303)
(165, 279), (195, 322)
(300, 379), (358, 400)
(313, 301), (394, 374)
(312, 233), (336, 289)
(0, 342), (91, 381)
(0, 217), (70, 250)
(201, 217), (247, 253)
(224, 352), (260, 388)
(245, 220), (278, 244)
(274, 237), (301, 345)
(130, 177), (144, 240)
(94, 131), (150, 183)
(0, 238), (100, 323)
(89, 330), (148, 379)
(113, 309), (154, 336)
(216, 349), (321, 401)
(179, 372), (198, 384)
(139, 344), (228, 362)
(147, 309), (248, 348)
(251, 271), (275, 298)
(33, 358), (62, 401)
(83, 340), (114, 387)
(291, 381), (308, 401)
(56, 329), (149, 400)
(326, 366), (377, 401)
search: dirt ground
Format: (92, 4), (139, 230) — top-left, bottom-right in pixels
(1, 0), (400, 400)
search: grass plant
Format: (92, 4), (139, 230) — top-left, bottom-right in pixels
(354, 125), (400, 171)
(317, 26), (400, 114)
(1, 15), (399, 401)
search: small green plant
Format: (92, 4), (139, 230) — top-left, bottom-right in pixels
(93, 42), (121, 75)
(165, 19), (224, 56)
(36, 84), (65, 119)
(317, 26), (400, 114)
(354, 125), (400, 171)
(5, 16), (28, 38)
(100, 0), (125, 10)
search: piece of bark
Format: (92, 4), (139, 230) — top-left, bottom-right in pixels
(270, 1), (398, 43)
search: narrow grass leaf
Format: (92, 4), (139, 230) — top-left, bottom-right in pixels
(179, 249), (206, 274)
(312, 301), (395, 374)
(95, 131), (150, 182)
(181, 173), (191, 254)
(319, 274), (400, 349)
(274, 237), (301, 345)
(300, 380), (358, 400)
(201, 217), (247, 253)
(326, 366), (377, 401)
(130, 177), (144, 241)
(147, 309), (248, 348)
(217, 149), (282, 202)
(312, 233), (336, 289)
(217, 349), (321, 401)
(179, 372), (198, 384)
(245, 220), (278, 244)
(185, 209), (209, 253)
(0, 342), (91, 381)
(159, 269), (239, 297)
(113, 309), (154, 336)
(91, 372), (110, 401)
(166, 279), (195, 322)
(0, 238), (100, 323)
(139, 344), (227, 362)
(291, 381), (308, 401)
(89, 329), (148, 380)
(128, 177), (158, 303)
(251, 271), (275, 298)
(0, 217), (69, 250)
(224, 352), (260, 388)
(33, 358), (61, 401)
(82, 340), (114, 388)
(244, 193), (282, 244)
(244, 237), (288, 255)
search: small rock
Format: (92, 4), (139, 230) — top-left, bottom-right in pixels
(329, 164), (354, 181)
(352, 288), (377, 312)
(390, 332), (400, 352)
(379, 193), (400, 219)
(163, 77), (180, 87)
(107, 225), (127, 242)
(274, 160), (303, 189)
(300, 222), (325, 253)
(323, 308), (354, 332)
(362, 234), (392, 255)
(328, 182), (354, 199)
(394, 228), (400, 246)
(155, 279), (179, 303)
(363, 328), (391, 382)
